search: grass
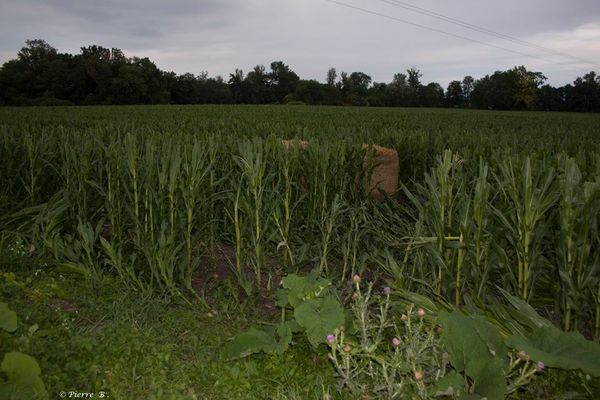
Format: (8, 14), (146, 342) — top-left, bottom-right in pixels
(0, 249), (335, 399)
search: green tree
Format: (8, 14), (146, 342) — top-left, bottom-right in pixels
(406, 68), (422, 106)
(421, 82), (444, 107)
(341, 72), (371, 105)
(268, 61), (299, 103)
(388, 73), (408, 106)
(446, 80), (464, 107)
(472, 66), (545, 110)
(245, 65), (271, 103)
(462, 75), (474, 107)
(326, 68), (337, 86)
(566, 71), (600, 112)
(290, 79), (326, 104)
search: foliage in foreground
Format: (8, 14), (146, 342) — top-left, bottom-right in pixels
(0, 302), (48, 399)
(224, 273), (600, 399)
(0, 262), (337, 399)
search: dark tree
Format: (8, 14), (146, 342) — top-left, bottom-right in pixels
(388, 73), (408, 106)
(461, 76), (474, 107)
(405, 68), (422, 106)
(326, 68), (337, 87)
(341, 72), (372, 105)
(290, 80), (326, 104)
(471, 66), (546, 110)
(538, 84), (567, 111)
(446, 80), (464, 107)
(268, 61), (299, 103)
(420, 82), (444, 107)
(566, 72), (600, 112)
(245, 65), (271, 104)
(1, 39), (599, 112)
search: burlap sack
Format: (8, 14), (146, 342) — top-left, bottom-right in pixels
(361, 144), (399, 200)
(281, 140), (399, 200)
(281, 139), (309, 150)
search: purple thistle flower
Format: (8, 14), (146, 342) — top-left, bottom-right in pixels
(326, 334), (336, 345)
(382, 287), (391, 296)
(392, 337), (401, 347)
(536, 361), (545, 371)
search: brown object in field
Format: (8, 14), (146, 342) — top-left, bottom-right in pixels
(281, 139), (399, 200)
(361, 144), (399, 200)
(281, 139), (309, 150)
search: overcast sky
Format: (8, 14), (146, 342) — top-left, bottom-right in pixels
(0, 0), (599, 87)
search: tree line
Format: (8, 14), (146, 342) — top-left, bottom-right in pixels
(1, 39), (599, 112)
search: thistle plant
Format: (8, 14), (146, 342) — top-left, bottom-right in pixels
(327, 279), (447, 399)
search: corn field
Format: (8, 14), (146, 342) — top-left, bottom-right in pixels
(1, 105), (599, 338)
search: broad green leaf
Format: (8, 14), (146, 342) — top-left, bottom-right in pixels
(507, 326), (600, 377)
(432, 370), (465, 397)
(294, 295), (344, 348)
(471, 315), (508, 365)
(0, 302), (17, 333)
(281, 273), (332, 308)
(438, 311), (505, 371)
(0, 352), (48, 400)
(281, 319), (302, 334)
(222, 327), (275, 360)
(466, 357), (506, 400)
(222, 323), (293, 360)
(275, 288), (290, 307)
(1, 351), (41, 379)
(274, 322), (293, 352)
(438, 311), (507, 400)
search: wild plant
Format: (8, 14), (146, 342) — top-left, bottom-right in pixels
(273, 140), (302, 270)
(494, 156), (556, 301)
(557, 158), (600, 331)
(325, 277), (446, 399)
(235, 138), (271, 287)
(181, 140), (213, 288)
(401, 150), (465, 298)
(470, 158), (494, 298)
(318, 195), (345, 276)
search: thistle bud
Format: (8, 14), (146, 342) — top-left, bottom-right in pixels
(536, 361), (545, 371)
(326, 334), (336, 345)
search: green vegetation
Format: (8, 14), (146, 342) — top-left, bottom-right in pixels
(1, 105), (600, 398)
(1, 39), (600, 111)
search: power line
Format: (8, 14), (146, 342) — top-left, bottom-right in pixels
(323, 0), (595, 69)
(377, 0), (599, 68)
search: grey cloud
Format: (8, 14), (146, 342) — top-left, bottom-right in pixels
(0, 0), (598, 87)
